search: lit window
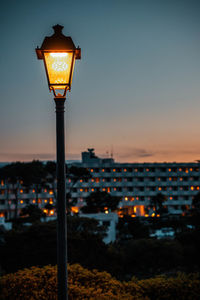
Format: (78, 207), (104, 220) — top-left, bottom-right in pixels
(170, 197), (173, 200)
(91, 188), (94, 192)
(91, 169), (94, 172)
(38, 199), (41, 203)
(50, 210), (54, 215)
(91, 179), (95, 182)
(113, 188), (117, 191)
(136, 197), (139, 200)
(49, 199), (53, 204)
(107, 187), (111, 193)
(191, 186), (194, 191)
(190, 168), (193, 172)
(80, 189), (83, 192)
(102, 169), (105, 172)
(169, 177), (172, 181)
(20, 200), (23, 204)
(125, 197), (128, 201)
(44, 189), (47, 193)
(113, 178), (117, 182)
(68, 179), (71, 182)
(180, 178), (183, 181)
(113, 169), (116, 172)
(32, 189), (35, 193)
(185, 169), (189, 173)
(124, 168), (127, 172)
(102, 188), (106, 192)
(49, 190), (53, 195)
(134, 169), (138, 172)
(20, 189), (23, 194)
(105, 210), (109, 214)
(1, 180), (4, 186)
(158, 187), (162, 191)
(33, 199), (36, 204)
(131, 197), (135, 201)
(158, 178), (161, 181)
(168, 168), (171, 172)
(95, 178), (100, 183)
(179, 168), (182, 172)
(80, 179), (83, 182)
(197, 187), (200, 190)
(146, 169), (149, 172)
(44, 199), (48, 203)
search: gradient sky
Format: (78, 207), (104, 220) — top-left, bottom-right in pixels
(1, 0), (200, 163)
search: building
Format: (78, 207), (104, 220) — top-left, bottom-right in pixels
(0, 148), (200, 218)
(68, 149), (200, 217)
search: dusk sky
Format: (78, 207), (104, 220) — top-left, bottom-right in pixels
(1, 0), (200, 163)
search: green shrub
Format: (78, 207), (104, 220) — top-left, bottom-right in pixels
(136, 272), (200, 300)
(0, 264), (143, 300)
(1, 264), (199, 300)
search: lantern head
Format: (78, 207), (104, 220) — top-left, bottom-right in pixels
(36, 24), (81, 98)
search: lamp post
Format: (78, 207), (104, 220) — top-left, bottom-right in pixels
(36, 24), (81, 300)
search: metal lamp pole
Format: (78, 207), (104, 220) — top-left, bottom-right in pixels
(55, 97), (67, 300)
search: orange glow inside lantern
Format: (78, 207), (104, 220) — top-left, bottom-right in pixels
(43, 52), (75, 95)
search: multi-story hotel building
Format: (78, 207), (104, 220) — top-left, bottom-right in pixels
(0, 148), (200, 218)
(69, 149), (200, 216)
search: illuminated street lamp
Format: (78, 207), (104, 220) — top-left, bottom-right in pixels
(36, 25), (81, 300)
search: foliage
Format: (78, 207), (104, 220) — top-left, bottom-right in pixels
(1, 264), (200, 300)
(20, 204), (46, 223)
(81, 191), (120, 213)
(0, 217), (108, 274)
(117, 215), (149, 240)
(148, 193), (168, 216)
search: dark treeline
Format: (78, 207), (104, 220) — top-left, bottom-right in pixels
(0, 216), (200, 280)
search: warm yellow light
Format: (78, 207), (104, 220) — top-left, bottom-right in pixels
(125, 197), (128, 201)
(152, 213), (155, 217)
(44, 52), (74, 89)
(191, 186), (194, 191)
(71, 206), (79, 213)
(50, 53), (68, 58)
(49, 190), (53, 195)
(50, 210), (54, 215)
(20, 200), (23, 204)
(105, 210), (109, 214)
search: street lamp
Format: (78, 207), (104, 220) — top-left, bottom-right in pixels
(36, 24), (81, 300)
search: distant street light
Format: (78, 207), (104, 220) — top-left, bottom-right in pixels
(36, 24), (81, 300)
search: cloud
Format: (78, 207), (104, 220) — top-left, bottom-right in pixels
(116, 148), (155, 160)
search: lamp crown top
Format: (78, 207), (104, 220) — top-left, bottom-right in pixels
(53, 24), (64, 35)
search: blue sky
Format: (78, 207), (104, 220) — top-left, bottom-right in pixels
(1, 0), (200, 162)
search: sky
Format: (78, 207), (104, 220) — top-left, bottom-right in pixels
(1, 0), (200, 163)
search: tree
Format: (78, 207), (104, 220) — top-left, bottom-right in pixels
(20, 204), (46, 223)
(0, 162), (25, 219)
(21, 161), (48, 207)
(148, 193), (168, 217)
(66, 165), (91, 213)
(81, 191), (120, 213)
(117, 216), (149, 240)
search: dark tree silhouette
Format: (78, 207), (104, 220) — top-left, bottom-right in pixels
(149, 193), (168, 217)
(81, 191), (120, 214)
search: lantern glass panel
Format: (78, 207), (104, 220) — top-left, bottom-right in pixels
(44, 52), (74, 89)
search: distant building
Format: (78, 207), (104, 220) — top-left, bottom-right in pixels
(0, 148), (200, 219)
